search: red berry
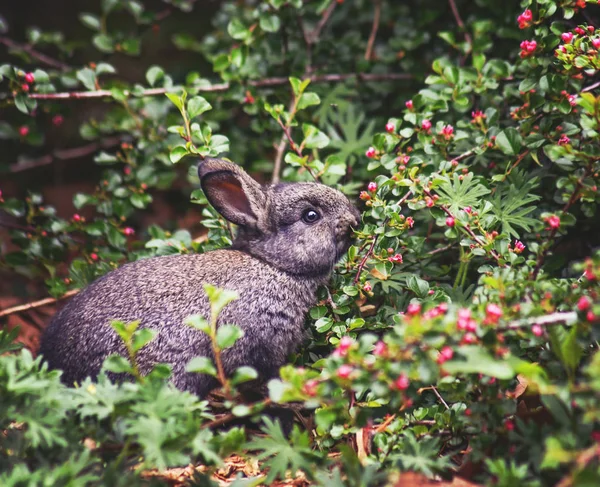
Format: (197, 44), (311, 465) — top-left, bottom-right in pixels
(486, 303), (503, 323)
(593, 38), (600, 49)
(52, 115), (64, 126)
(21, 83), (30, 92)
(385, 122), (395, 133)
(373, 341), (387, 356)
(561, 32), (574, 44)
(406, 302), (421, 316)
(72, 214), (82, 222)
(19, 126), (30, 137)
(587, 311), (597, 322)
(505, 419), (515, 431)
(336, 364), (353, 379)
(405, 100), (414, 110)
(446, 216), (455, 227)
(395, 374), (409, 390)
(577, 296), (591, 311)
(24, 72), (35, 84)
(421, 119), (432, 131)
(123, 227), (135, 236)
(363, 282), (372, 292)
(303, 379), (319, 397)
(532, 324), (543, 336)
(90, 253), (99, 261)
(367, 182), (377, 192)
(575, 27), (585, 35)
(365, 147), (376, 158)
(546, 215), (561, 229)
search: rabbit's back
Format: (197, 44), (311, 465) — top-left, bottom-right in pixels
(40, 249), (318, 396)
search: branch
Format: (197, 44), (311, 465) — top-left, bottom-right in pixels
(498, 311), (578, 332)
(310, 0), (338, 43)
(0, 36), (71, 71)
(447, 0), (473, 49)
(364, 0), (382, 61)
(0, 289), (79, 319)
(583, 80), (600, 93)
(423, 188), (501, 262)
(25, 73), (412, 100)
(9, 136), (125, 173)
(202, 398), (273, 429)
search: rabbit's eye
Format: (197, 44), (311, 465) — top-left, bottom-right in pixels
(302, 209), (320, 224)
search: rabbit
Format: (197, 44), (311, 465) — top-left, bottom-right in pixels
(39, 157), (360, 398)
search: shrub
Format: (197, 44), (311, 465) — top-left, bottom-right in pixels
(1, 0), (600, 485)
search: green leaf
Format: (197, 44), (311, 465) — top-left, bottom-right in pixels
(259, 14), (281, 33)
(76, 68), (97, 91)
(165, 92), (184, 112)
(131, 328), (157, 354)
(92, 34), (114, 53)
(216, 324), (244, 350)
(186, 356), (217, 376)
(187, 96), (212, 119)
(80, 13), (101, 30)
(146, 66), (164, 87)
(436, 173), (491, 214)
(297, 92), (320, 111)
(406, 276), (430, 298)
(495, 128), (522, 156)
(103, 354), (133, 374)
(302, 124), (330, 149)
(184, 314), (211, 335)
(443, 346), (515, 379)
(170, 145), (188, 164)
(231, 366), (258, 385)
(228, 19), (250, 40)
(204, 284), (239, 320)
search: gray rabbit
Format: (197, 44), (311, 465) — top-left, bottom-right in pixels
(39, 158), (360, 397)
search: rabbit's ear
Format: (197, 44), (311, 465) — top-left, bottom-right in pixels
(198, 158), (266, 228)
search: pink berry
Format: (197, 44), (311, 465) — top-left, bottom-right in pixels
(303, 379), (319, 397)
(365, 147), (376, 158)
(532, 324), (543, 336)
(513, 240), (526, 254)
(505, 419), (515, 431)
(546, 215), (561, 229)
(359, 191), (371, 201)
(561, 32), (574, 44)
(52, 114), (64, 126)
(438, 302), (449, 313)
(421, 119), (432, 131)
(336, 364), (353, 379)
(486, 303), (503, 322)
(592, 38), (600, 49)
(367, 182), (377, 192)
(24, 72), (35, 84)
(90, 253), (99, 261)
(446, 216), (455, 227)
(587, 311), (597, 322)
(406, 302), (421, 316)
(577, 296), (591, 311)
(363, 282), (372, 292)
(575, 27), (585, 35)
(123, 227), (135, 236)
(19, 126), (30, 137)
(385, 122), (395, 133)
(440, 124), (454, 139)
(405, 216), (414, 228)
(405, 100), (414, 110)
(395, 374), (409, 390)
(389, 253), (403, 264)
(72, 214), (82, 222)
(463, 332), (477, 344)
(373, 341), (387, 356)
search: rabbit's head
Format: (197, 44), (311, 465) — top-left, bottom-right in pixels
(199, 158), (360, 278)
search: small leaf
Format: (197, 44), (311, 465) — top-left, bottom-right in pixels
(146, 66), (164, 87)
(259, 14), (281, 33)
(103, 354), (133, 374)
(186, 356), (217, 376)
(187, 96), (212, 119)
(231, 366), (258, 385)
(185, 314), (211, 335)
(170, 145), (188, 164)
(80, 13), (101, 30)
(131, 328), (157, 353)
(165, 92), (184, 112)
(216, 324), (244, 350)
(76, 68), (97, 91)
(495, 128), (522, 156)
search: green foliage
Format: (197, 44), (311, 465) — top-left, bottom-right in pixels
(1, 0), (600, 485)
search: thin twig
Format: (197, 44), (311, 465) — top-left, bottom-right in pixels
(447, 0), (473, 48)
(431, 386), (450, 410)
(0, 289), (79, 318)
(353, 217), (390, 284)
(310, 0), (338, 43)
(427, 244), (453, 256)
(497, 311), (578, 332)
(0, 36), (71, 71)
(364, 0), (382, 61)
(423, 188), (501, 262)
(9, 136), (125, 173)
(24, 73), (412, 100)
(583, 80), (600, 93)
(202, 398), (273, 429)
(272, 98), (297, 184)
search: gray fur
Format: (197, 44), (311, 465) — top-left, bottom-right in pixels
(39, 158), (359, 397)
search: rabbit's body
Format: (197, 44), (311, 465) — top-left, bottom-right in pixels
(40, 158), (359, 396)
(41, 250), (319, 395)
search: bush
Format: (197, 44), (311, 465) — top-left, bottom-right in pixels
(1, 0), (600, 485)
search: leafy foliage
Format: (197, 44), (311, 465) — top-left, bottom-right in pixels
(1, 0), (600, 485)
